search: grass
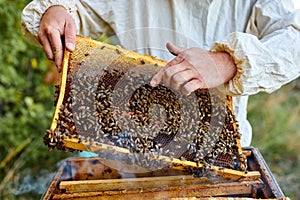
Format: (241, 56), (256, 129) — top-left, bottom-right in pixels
(248, 78), (300, 199)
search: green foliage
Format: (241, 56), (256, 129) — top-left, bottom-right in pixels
(0, 0), (50, 160)
(0, 0), (74, 198)
(248, 81), (300, 199)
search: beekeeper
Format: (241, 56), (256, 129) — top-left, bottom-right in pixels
(21, 0), (300, 147)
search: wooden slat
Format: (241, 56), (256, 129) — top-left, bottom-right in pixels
(248, 147), (286, 198)
(50, 51), (70, 131)
(63, 138), (261, 181)
(243, 150), (252, 157)
(56, 178), (264, 199)
(60, 175), (210, 193)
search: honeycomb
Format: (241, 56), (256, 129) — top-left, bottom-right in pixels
(45, 36), (247, 177)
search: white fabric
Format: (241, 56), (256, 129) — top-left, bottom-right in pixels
(21, 0), (300, 147)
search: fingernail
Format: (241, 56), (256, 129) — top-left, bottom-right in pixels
(66, 43), (75, 51)
(150, 80), (157, 87)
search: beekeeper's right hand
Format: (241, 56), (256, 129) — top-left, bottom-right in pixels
(38, 5), (77, 70)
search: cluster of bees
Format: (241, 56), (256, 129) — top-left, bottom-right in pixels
(45, 64), (247, 173)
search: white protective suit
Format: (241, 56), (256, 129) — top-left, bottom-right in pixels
(21, 0), (300, 147)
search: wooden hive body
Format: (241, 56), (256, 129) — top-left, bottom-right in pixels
(42, 148), (288, 200)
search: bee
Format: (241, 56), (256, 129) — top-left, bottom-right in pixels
(116, 48), (121, 54)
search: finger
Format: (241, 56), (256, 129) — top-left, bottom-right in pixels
(165, 53), (185, 67)
(150, 67), (164, 87)
(38, 31), (54, 60)
(163, 62), (190, 87)
(166, 42), (185, 56)
(150, 44), (186, 87)
(150, 59), (186, 87)
(48, 29), (64, 69)
(170, 69), (195, 91)
(64, 20), (76, 51)
(181, 78), (206, 96)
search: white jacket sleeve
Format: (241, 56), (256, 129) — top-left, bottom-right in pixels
(21, 0), (77, 46)
(213, 0), (300, 96)
(21, 0), (112, 46)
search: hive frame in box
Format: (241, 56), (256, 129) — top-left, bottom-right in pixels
(42, 147), (288, 200)
(46, 36), (260, 180)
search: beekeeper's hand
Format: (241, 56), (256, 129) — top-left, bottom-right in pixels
(150, 42), (237, 95)
(38, 6), (76, 69)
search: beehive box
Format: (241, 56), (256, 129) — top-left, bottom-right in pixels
(42, 147), (289, 200)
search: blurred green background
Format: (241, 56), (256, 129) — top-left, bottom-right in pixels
(0, 1), (299, 199)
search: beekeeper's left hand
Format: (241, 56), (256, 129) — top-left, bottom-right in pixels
(150, 42), (237, 95)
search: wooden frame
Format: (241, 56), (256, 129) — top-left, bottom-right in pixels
(45, 36), (256, 180)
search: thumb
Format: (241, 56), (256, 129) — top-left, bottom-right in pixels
(166, 42), (185, 56)
(64, 20), (77, 51)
